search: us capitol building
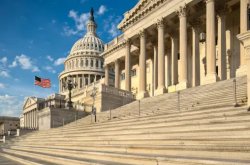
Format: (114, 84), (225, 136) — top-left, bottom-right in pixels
(21, 0), (250, 130)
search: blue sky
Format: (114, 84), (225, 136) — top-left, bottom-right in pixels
(0, 0), (138, 117)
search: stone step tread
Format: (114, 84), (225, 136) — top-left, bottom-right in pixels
(2, 148), (122, 165)
(3, 148), (159, 165)
(11, 144), (250, 152)
(5, 145), (250, 163)
(28, 113), (250, 137)
(20, 122), (250, 141)
(0, 152), (54, 165)
(30, 106), (248, 135)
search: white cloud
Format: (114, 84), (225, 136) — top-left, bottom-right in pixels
(63, 10), (90, 36)
(0, 57), (7, 65)
(54, 57), (66, 66)
(0, 94), (23, 117)
(0, 70), (10, 77)
(0, 83), (5, 89)
(63, 26), (78, 36)
(109, 23), (120, 37)
(97, 5), (107, 15)
(104, 16), (122, 38)
(44, 66), (56, 74)
(9, 54), (40, 72)
(69, 10), (88, 31)
(46, 55), (54, 62)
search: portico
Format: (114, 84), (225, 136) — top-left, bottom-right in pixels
(102, 0), (249, 99)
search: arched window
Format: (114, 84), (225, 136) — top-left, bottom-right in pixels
(81, 59), (83, 67)
(76, 60), (78, 68)
(72, 60), (74, 69)
(96, 60), (98, 68)
(86, 59), (88, 67)
(91, 59), (93, 67)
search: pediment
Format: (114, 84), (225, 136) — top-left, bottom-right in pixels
(23, 97), (37, 110)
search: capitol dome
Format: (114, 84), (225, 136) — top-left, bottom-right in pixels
(59, 8), (105, 94)
(70, 33), (104, 54)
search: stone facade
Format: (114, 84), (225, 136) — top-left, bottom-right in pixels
(22, 94), (66, 129)
(0, 116), (20, 135)
(102, 0), (250, 99)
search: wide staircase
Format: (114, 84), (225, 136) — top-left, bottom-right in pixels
(0, 76), (249, 165)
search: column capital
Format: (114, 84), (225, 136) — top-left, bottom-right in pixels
(125, 38), (131, 46)
(156, 18), (164, 29)
(176, 4), (187, 17)
(205, 0), (214, 4)
(138, 29), (146, 38)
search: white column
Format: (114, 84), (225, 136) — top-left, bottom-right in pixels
(171, 36), (178, 86)
(24, 113), (26, 128)
(217, 11), (227, 81)
(237, 0), (249, 76)
(83, 74), (86, 87)
(155, 18), (167, 95)
(115, 59), (120, 88)
(138, 29), (148, 99)
(88, 74), (91, 84)
(105, 65), (109, 86)
(125, 39), (131, 91)
(192, 23), (200, 87)
(177, 5), (188, 90)
(153, 45), (158, 95)
(203, 0), (217, 84)
(166, 50), (171, 87)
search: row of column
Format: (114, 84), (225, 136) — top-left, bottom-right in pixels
(60, 74), (103, 92)
(66, 58), (103, 71)
(24, 109), (37, 129)
(105, 0), (248, 98)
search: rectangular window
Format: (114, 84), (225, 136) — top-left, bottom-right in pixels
(131, 69), (137, 77)
(120, 73), (125, 80)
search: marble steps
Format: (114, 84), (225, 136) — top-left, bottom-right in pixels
(16, 106), (247, 141)
(12, 137), (250, 148)
(4, 145), (250, 165)
(14, 127), (250, 143)
(0, 152), (55, 165)
(61, 102), (241, 129)
(2, 147), (161, 165)
(14, 107), (241, 140)
(13, 116), (250, 141)
(11, 142), (250, 153)
(1, 148), (118, 165)
(23, 106), (247, 137)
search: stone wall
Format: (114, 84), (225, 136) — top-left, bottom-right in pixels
(38, 107), (87, 130)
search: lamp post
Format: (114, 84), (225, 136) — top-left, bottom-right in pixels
(90, 83), (97, 122)
(63, 75), (77, 109)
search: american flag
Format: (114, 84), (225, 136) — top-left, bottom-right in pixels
(34, 76), (51, 88)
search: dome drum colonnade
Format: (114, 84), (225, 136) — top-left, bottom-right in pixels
(102, 0), (249, 99)
(59, 8), (105, 94)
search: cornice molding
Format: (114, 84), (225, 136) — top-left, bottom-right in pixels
(118, 0), (173, 31)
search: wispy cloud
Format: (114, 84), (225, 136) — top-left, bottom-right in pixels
(9, 54), (40, 72)
(0, 57), (7, 65)
(0, 94), (23, 117)
(54, 57), (66, 66)
(0, 70), (10, 77)
(0, 83), (5, 89)
(63, 10), (89, 36)
(46, 55), (54, 62)
(44, 66), (56, 74)
(104, 15), (122, 38)
(97, 5), (107, 15)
